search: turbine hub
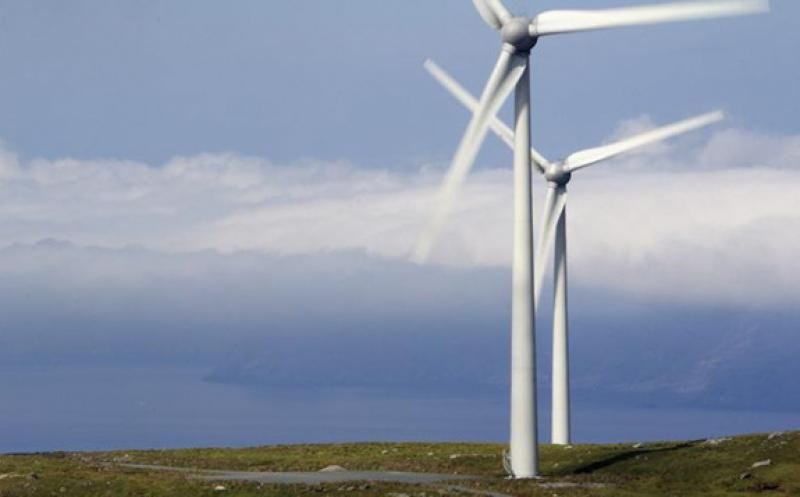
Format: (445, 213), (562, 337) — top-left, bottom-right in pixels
(545, 163), (571, 186)
(502, 17), (537, 53)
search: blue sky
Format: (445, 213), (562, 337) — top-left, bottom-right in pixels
(0, 0), (797, 165)
(0, 1), (799, 451)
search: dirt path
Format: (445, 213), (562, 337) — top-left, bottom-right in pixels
(119, 463), (516, 496)
(119, 463), (476, 485)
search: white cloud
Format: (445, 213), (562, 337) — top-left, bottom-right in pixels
(0, 143), (20, 180)
(1, 123), (800, 308)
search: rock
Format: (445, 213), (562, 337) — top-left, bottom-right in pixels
(427, 452), (434, 457)
(632, 443), (644, 449)
(381, 450), (389, 455)
(703, 437), (731, 446)
(387, 493), (410, 497)
(768, 432), (784, 440)
(449, 454), (460, 460)
(740, 472), (752, 480)
(27, 473), (39, 480)
(213, 485), (226, 492)
(319, 465), (347, 472)
(751, 459), (772, 469)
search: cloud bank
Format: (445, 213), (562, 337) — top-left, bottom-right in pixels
(2, 240), (798, 412)
(2, 123), (800, 308)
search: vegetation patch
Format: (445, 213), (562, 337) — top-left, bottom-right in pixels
(0, 431), (797, 496)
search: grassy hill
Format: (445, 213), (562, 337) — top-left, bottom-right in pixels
(1, 431), (797, 496)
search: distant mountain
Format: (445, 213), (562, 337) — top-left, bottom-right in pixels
(1, 241), (797, 412)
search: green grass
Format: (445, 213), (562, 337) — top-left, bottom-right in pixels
(1, 431), (798, 496)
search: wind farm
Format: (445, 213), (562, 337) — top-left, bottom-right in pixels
(413, 0), (769, 479)
(0, 1), (797, 496)
(425, 57), (725, 448)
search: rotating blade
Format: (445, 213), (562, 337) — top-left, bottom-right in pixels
(564, 110), (724, 172)
(530, 0), (769, 37)
(473, 0), (513, 30)
(424, 59), (549, 173)
(413, 50), (527, 263)
(534, 186), (567, 310)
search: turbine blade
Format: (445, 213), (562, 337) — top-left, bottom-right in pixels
(564, 110), (724, 172)
(534, 186), (567, 309)
(424, 59), (549, 173)
(530, 0), (769, 37)
(413, 51), (526, 263)
(473, 0), (513, 30)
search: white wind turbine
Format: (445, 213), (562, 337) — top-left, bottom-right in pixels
(423, 59), (724, 447)
(412, 0), (769, 478)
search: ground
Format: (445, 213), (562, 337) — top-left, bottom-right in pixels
(0, 431), (798, 496)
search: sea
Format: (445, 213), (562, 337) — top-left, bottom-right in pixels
(1, 366), (797, 453)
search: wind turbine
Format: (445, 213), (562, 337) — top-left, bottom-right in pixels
(413, 0), (769, 478)
(423, 59), (724, 446)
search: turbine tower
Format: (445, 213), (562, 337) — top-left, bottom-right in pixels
(424, 59), (724, 446)
(413, 0), (769, 478)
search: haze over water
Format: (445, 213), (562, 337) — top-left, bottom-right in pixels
(2, 366), (796, 453)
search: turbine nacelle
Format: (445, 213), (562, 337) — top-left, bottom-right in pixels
(502, 17), (538, 53)
(544, 163), (572, 186)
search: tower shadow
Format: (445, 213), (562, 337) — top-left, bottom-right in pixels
(573, 441), (699, 474)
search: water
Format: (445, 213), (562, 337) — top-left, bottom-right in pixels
(0, 366), (796, 453)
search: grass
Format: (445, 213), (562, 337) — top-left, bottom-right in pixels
(0, 431), (798, 496)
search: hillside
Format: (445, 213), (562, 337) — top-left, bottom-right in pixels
(0, 431), (797, 496)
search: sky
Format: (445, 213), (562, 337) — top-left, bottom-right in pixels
(0, 0), (799, 451)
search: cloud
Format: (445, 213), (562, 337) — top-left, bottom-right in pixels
(2, 239), (798, 412)
(1, 123), (799, 309)
(0, 240), (511, 391)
